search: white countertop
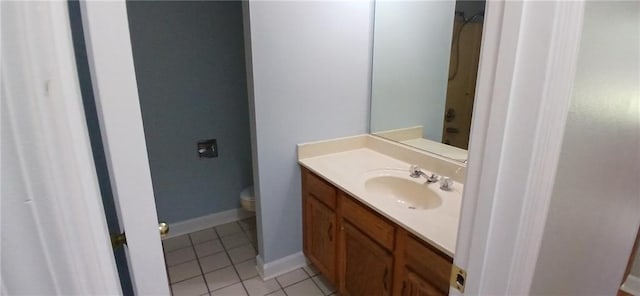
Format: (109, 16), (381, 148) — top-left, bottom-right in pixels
(298, 146), (462, 257)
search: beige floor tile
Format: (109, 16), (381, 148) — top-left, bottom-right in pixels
(171, 276), (208, 296)
(163, 235), (192, 252)
(211, 282), (247, 296)
(166, 247), (196, 267)
(215, 222), (243, 237)
(204, 266), (240, 291)
(284, 279), (323, 296)
(194, 239), (224, 258)
(276, 268), (309, 288)
(265, 290), (286, 296)
(311, 275), (336, 295)
(302, 264), (319, 277)
(163, 220), (265, 296)
(242, 277), (280, 296)
(238, 217), (256, 231)
(221, 232), (250, 250)
(168, 260), (201, 283)
(199, 251), (232, 273)
(228, 244), (256, 264)
(233, 258), (258, 280)
(245, 229), (258, 243)
(190, 228), (218, 244)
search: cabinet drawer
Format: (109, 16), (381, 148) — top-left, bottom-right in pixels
(340, 193), (395, 251)
(404, 235), (452, 294)
(303, 169), (336, 209)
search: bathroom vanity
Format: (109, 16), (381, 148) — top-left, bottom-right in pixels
(298, 135), (465, 296)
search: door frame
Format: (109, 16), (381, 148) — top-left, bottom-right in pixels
(454, 0), (585, 294)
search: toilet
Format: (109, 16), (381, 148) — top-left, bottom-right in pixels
(240, 186), (255, 212)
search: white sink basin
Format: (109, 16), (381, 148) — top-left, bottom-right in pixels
(362, 169), (443, 210)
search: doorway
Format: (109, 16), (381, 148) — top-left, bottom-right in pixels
(74, 1), (258, 294)
(126, 1), (254, 229)
(124, 1), (257, 294)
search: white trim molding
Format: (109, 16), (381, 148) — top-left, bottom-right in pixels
(453, 1), (520, 292)
(256, 252), (308, 281)
(163, 208), (255, 240)
(454, 1), (585, 295)
(506, 1), (585, 292)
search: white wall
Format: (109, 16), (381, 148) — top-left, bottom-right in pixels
(370, 1), (455, 141)
(245, 1), (373, 263)
(531, 1), (640, 294)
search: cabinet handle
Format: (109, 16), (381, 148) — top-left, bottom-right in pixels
(383, 267), (389, 291)
(328, 223), (333, 241)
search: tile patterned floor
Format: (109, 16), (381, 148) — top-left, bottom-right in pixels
(162, 217), (338, 296)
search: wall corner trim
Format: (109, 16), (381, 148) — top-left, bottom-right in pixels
(256, 252), (308, 281)
(162, 208), (254, 240)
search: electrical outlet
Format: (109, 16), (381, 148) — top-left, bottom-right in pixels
(197, 139), (218, 158)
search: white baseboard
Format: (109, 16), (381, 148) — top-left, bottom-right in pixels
(622, 274), (640, 295)
(163, 208), (254, 240)
(256, 252), (308, 281)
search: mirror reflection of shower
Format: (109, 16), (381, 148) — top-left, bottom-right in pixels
(369, 0), (486, 161)
(442, 0), (485, 150)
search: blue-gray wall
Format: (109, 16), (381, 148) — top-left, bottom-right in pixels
(127, 1), (252, 223)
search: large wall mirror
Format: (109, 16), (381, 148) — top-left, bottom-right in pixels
(370, 0), (486, 162)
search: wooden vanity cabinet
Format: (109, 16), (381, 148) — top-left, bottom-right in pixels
(339, 192), (395, 296)
(340, 222), (394, 295)
(394, 229), (453, 296)
(302, 168), (338, 285)
(301, 168), (453, 296)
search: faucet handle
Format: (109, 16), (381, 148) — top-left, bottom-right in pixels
(409, 165), (422, 178)
(426, 173), (439, 183)
(440, 177), (453, 191)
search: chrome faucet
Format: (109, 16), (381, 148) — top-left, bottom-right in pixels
(440, 177), (454, 191)
(409, 165), (438, 183)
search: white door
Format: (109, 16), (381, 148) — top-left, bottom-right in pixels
(1, 1), (168, 294)
(79, 1), (170, 294)
(1, 2), (123, 294)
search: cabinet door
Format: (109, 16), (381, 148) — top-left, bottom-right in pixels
(305, 195), (337, 283)
(340, 222), (393, 296)
(402, 235), (452, 295)
(400, 269), (445, 296)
